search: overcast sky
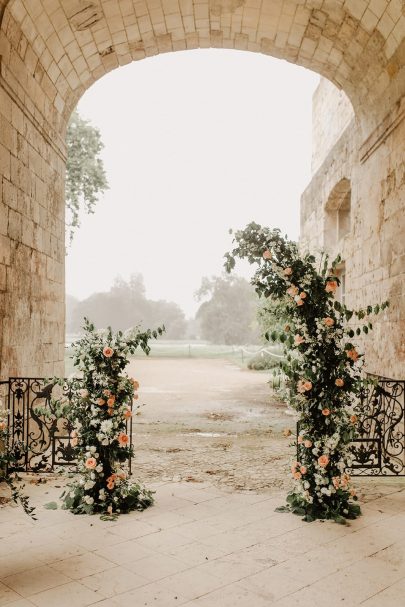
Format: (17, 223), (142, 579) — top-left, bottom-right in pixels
(66, 49), (319, 317)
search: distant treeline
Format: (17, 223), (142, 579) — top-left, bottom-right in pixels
(67, 274), (189, 339)
(67, 273), (264, 345)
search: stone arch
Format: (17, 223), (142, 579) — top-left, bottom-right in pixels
(0, 0), (403, 379)
(324, 177), (351, 246)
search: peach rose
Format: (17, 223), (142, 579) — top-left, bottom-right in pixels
(131, 379), (140, 390)
(300, 466), (307, 475)
(107, 396), (115, 407)
(350, 488), (356, 497)
(304, 439), (312, 448)
(107, 505), (113, 515)
(262, 249), (272, 260)
(350, 414), (358, 424)
(332, 477), (340, 489)
(323, 317), (334, 327)
(347, 348), (359, 362)
(71, 437), (78, 447)
(297, 435), (304, 444)
(71, 430), (77, 438)
(85, 457), (97, 469)
(318, 455), (329, 468)
(117, 472), (127, 480)
(283, 267), (292, 276)
(322, 408), (331, 416)
(296, 298), (304, 306)
(335, 378), (344, 387)
(300, 292), (307, 299)
(325, 280), (338, 293)
(80, 389), (89, 399)
(118, 432), (129, 446)
(294, 334), (305, 345)
(103, 346), (114, 358)
(107, 481), (115, 490)
(133, 393), (139, 401)
(290, 461), (300, 473)
(0, 421), (6, 431)
(287, 285), (299, 297)
(123, 408), (132, 419)
(103, 389), (111, 397)
(303, 380), (312, 391)
(293, 471), (302, 480)
(97, 398), (106, 406)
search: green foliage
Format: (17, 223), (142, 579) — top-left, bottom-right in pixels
(225, 222), (389, 523)
(57, 318), (164, 517)
(195, 274), (261, 345)
(66, 110), (109, 242)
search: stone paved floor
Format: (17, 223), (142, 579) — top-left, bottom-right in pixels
(1, 480), (405, 607)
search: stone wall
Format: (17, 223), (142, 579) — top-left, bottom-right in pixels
(301, 92), (405, 379)
(0, 9), (65, 378)
(311, 78), (354, 174)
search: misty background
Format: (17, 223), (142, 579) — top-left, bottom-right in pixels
(66, 49), (319, 344)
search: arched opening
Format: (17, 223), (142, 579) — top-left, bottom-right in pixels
(324, 177), (351, 249)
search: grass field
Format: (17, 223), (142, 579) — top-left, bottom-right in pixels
(64, 339), (284, 376)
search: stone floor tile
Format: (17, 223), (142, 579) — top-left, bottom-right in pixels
(196, 551), (273, 584)
(28, 581), (101, 607)
(0, 581), (21, 606)
(114, 578), (190, 605)
(128, 511), (192, 532)
(165, 541), (227, 566)
(362, 577), (405, 607)
(2, 566), (71, 598)
(272, 585), (345, 607)
(80, 565), (149, 598)
(186, 581), (277, 606)
(309, 556), (404, 603)
(239, 566), (308, 600)
(94, 539), (156, 565)
(174, 520), (222, 540)
(125, 553), (189, 581)
(159, 565), (226, 599)
(50, 553), (115, 580)
(136, 528), (194, 552)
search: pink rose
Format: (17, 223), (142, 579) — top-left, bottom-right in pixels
(297, 435), (303, 444)
(300, 466), (307, 474)
(103, 346), (114, 358)
(322, 408), (331, 416)
(283, 267), (292, 276)
(300, 292), (307, 299)
(296, 298), (304, 306)
(294, 334), (304, 345)
(304, 439), (312, 448)
(287, 285), (299, 297)
(263, 250), (272, 260)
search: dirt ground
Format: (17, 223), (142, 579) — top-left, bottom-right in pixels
(128, 358), (299, 492)
(127, 358), (405, 501)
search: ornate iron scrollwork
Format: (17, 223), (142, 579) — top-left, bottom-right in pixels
(349, 379), (405, 476)
(6, 377), (134, 473)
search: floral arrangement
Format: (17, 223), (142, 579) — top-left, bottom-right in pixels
(0, 406), (35, 517)
(225, 222), (388, 523)
(59, 318), (164, 517)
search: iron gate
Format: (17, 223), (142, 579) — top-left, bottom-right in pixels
(349, 378), (405, 476)
(1, 377), (133, 473)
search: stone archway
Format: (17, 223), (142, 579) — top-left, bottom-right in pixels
(0, 0), (404, 378)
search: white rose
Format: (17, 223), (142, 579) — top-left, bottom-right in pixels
(90, 446), (97, 453)
(96, 465), (103, 472)
(84, 496), (94, 505)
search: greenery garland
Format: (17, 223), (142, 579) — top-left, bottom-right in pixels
(225, 222), (388, 523)
(59, 319), (164, 517)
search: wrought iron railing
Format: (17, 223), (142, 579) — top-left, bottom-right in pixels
(1, 378), (133, 474)
(349, 377), (405, 476)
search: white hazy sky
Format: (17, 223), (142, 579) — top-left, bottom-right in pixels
(66, 49), (319, 317)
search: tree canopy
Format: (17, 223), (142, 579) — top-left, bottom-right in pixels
(67, 274), (187, 339)
(65, 110), (109, 242)
(195, 274), (261, 345)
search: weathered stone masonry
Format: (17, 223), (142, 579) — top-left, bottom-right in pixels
(0, 0), (403, 379)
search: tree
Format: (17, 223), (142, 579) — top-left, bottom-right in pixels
(195, 275), (261, 344)
(68, 274), (187, 339)
(65, 110), (109, 242)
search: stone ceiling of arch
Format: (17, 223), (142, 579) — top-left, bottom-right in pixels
(1, 0), (404, 129)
